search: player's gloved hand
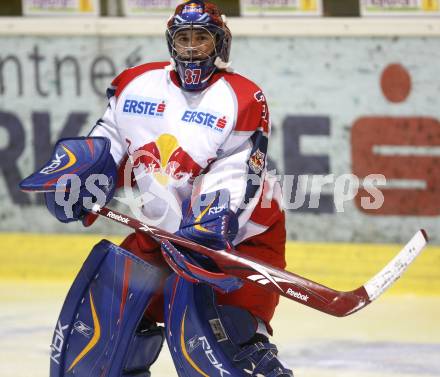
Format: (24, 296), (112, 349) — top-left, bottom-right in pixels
(168, 189), (241, 290)
(160, 239), (243, 293)
(177, 189), (238, 250)
(44, 137), (117, 223)
(19, 137), (117, 223)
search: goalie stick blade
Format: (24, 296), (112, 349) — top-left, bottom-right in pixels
(327, 229), (429, 317)
(277, 229), (428, 317)
(362, 229), (428, 302)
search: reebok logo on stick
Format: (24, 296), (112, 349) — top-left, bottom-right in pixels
(286, 288), (309, 302)
(106, 211), (129, 224)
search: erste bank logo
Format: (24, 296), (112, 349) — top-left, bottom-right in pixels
(122, 96), (166, 118)
(181, 109), (228, 133)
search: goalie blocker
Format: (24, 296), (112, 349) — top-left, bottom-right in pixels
(19, 137), (117, 224)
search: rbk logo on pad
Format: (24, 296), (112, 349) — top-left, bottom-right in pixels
(122, 96), (166, 118)
(50, 321), (69, 365)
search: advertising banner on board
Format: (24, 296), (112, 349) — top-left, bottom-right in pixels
(122, 0), (180, 16)
(360, 0), (440, 16)
(22, 0), (100, 16)
(240, 0), (322, 16)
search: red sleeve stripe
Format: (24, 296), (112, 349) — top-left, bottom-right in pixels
(113, 61), (169, 98)
(221, 73), (269, 133)
(249, 178), (283, 227)
(250, 197), (283, 227)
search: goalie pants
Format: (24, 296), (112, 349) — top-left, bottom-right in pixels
(119, 214), (287, 333)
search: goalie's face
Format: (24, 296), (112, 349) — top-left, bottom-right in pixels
(173, 27), (216, 61)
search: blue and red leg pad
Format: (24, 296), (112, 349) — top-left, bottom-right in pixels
(164, 275), (294, 377)
(49, 240), (165, 377)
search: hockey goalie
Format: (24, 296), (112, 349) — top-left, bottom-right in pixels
(20, 1), (294, 376)
(20, 1), (429, 376)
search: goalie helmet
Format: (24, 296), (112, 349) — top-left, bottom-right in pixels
(166, 0), (231, 91)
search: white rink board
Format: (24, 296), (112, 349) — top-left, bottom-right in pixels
(0, 20), (440, 243)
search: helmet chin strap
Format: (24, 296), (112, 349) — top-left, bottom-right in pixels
(214, 56), (233, 72)
(166, 57), (232, 73)
(165, 58), (176, 71)
(165, 57), (233, 87)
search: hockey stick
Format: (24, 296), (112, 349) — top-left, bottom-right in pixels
(93, 205), (428, 317)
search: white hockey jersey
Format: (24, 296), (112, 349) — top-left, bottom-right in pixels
(91, 62), (282, 244)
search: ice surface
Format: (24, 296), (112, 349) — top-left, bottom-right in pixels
(1, 281), (439, 377)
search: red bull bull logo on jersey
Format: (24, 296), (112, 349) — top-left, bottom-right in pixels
(122, 96), (166, 118)
(129, 134), (202, 186)
(181, 110), (228, 133)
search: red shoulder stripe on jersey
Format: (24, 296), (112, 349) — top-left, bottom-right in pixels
(221, 72), (270, 133)
(250, 197), (283, 227)
(113, 61), (169, 98)
(249, 179), (283, 227)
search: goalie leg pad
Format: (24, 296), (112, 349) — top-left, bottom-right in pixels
(50, 240), (166, 377)
(122, 319), (165, 376)
(163, 275), (293, 377)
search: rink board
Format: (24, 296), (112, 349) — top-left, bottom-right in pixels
(0, 28), (439, 245)
(0, 233), (439, 295)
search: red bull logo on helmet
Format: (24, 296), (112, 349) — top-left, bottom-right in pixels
(182, 2), (204, 15)
(122, 96), (166, 118)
